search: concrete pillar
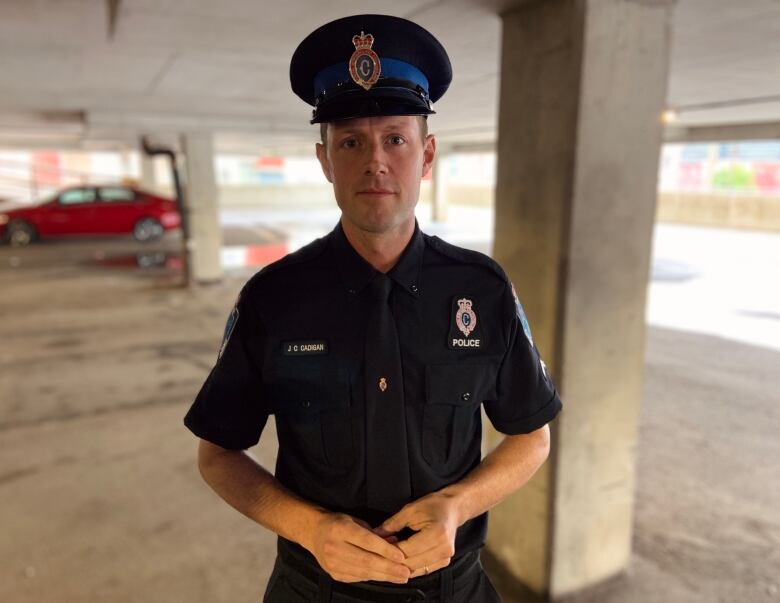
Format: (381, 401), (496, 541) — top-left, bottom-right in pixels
(181, 132), (222, 283)
(431, 152), (448, 222)
(488, 0), (672, 598)
(139, 151), (157, 192)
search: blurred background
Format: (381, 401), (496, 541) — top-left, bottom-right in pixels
(0, 1), (778, 602)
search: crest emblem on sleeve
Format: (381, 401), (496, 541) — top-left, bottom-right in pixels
(218, 304), (239, 360)
(349, 31), (381, 90)
(455, 298), (477, 337)
(511, 282), (534, 345)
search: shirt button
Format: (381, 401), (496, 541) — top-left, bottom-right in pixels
(347, 288), (356, 295)
(410, 284), (419, 293)
(461, 392), (471, 402)
(302, 401), (311, 408)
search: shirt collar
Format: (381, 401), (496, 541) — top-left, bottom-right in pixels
(387, 221), (424, 297)
(330, 220), (425, 298)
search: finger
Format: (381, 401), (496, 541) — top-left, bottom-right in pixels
(346, 522), (406, 562)
(328, 567), (406, 585)
(408, 557), (451, 579)
(396, 528), (445, 559)
(328, 569), (366, 584)
(374, 530), (400, 544)
(338, 565), (409, 584)
(335, 540), (410, 575)
(359, 518), (396, 543)
(378, 505), (414, 535)
(324, 544), (411, 584)
(335, 543), (410, 583)
(402, 542), (455, 571)
(354, 518), (372, 530)
(373, 525), (394, 538)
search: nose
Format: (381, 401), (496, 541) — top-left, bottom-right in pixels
(363, 139), (388, 175)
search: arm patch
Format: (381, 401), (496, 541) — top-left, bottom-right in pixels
(511, 282), (534, 345)
(218, 295), (241, 360)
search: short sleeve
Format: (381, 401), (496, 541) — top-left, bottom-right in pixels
(183, 287), (269, 449)
(483, 283), (562, 434)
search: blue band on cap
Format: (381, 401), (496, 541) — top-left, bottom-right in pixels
(313, 58), (429, 98)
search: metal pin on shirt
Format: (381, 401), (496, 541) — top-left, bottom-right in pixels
(378, 377), (388, 392)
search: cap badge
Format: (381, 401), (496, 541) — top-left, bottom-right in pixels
(455, 298), (477, 337)
(349, 31), (381, 90)
(379, 377), (388, 392)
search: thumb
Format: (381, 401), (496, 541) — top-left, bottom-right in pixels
(378, 506), (412, 535)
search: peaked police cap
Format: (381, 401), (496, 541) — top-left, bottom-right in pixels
(290, 14), (452, 124)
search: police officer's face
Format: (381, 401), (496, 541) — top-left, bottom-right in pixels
(316, 116), (435, 235)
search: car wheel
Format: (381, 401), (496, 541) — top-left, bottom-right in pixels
(6, 219), (37, 246)
(133, 217), (164, 242)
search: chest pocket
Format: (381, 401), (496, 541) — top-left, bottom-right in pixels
(265, 358), (354, 472)
(423, 363), (497, 468)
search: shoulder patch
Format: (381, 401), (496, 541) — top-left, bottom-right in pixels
(218, 295), (241, 360)
(511, 282), (534, 345)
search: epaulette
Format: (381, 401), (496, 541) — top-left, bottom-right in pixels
(424, 234), (508, 283)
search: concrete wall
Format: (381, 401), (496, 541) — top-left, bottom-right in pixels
(658, 191), (780, 232)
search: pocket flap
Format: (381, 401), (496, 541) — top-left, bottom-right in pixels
(425, 363), (497, 406)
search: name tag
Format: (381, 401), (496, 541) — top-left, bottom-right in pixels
(282, 340), (328, 356)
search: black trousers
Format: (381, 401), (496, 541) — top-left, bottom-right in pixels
(262, 549), (501, 603)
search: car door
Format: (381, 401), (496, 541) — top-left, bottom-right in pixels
(42, 188), (98, 236)
(96, 186), (139, 233)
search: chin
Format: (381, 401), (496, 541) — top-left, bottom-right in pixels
(340, 203), (415, 235)
(356, 219), (395, 234)
(342, 209), (391, 232)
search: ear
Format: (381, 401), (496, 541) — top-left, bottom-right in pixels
(315, 142), (333, 184)
(421, 134), (436, 179)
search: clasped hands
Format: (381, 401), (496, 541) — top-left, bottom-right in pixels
(309, 491), (461, 584)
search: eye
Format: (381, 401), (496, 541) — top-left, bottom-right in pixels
(387, 135), (406, 145)
(340, 138), (358, 149)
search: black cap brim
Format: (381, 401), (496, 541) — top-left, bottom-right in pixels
(309, 82), (435, 124)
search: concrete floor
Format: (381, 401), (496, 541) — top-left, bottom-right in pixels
(0, 224), (778, 603)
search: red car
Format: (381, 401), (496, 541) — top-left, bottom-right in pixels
(0, 185), (181, 246)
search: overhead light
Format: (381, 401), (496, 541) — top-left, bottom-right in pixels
(661, 109), (678, 124)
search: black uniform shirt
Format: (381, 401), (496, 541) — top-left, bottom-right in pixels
(184, 221), (562, 559)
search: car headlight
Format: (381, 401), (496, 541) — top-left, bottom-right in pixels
(0, 214), (9, 225)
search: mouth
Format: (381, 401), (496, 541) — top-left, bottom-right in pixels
(357, 189), (396, 196)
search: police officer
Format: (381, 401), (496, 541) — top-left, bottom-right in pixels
(185, 14), (562, 603)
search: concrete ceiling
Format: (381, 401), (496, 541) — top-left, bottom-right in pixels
(0, 0), (779, 154)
